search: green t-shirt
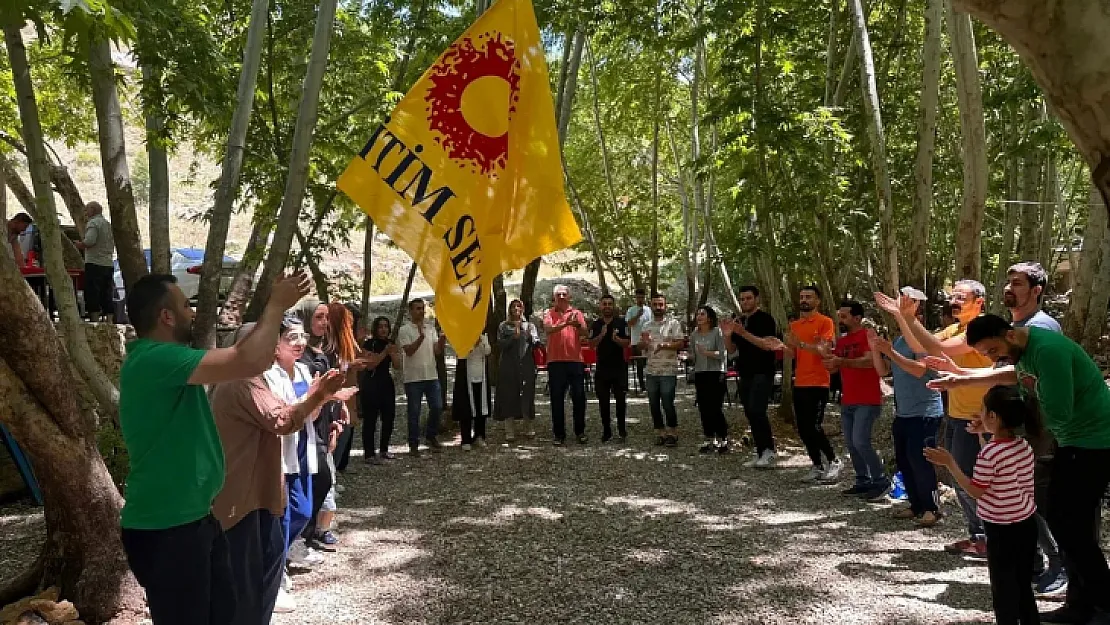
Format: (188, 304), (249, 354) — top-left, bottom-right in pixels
(119, 339), (225, 529)
(1015, 327), (1110, 449)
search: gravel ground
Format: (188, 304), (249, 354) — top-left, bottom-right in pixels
(4, 381), (1109, 624)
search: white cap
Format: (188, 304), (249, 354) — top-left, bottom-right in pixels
(900, 286), (927, 301)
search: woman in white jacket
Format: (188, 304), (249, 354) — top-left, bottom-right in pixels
(453, 334), (492, 450)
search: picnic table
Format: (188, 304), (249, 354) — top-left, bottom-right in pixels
(20, 265), (84, 316)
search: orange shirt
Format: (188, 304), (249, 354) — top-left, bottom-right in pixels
(790, 314), (835, 388)
(543, 307), (585, 363)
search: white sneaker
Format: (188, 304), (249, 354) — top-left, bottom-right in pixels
(274, 587), (296, 613)
(462, 443), (472, 451)
(802, 465), (826, 482)
(754, 451), (776, 468)
(288, 542), (326, 567)
(820, 459), (844, 482)
(282, 570), (293, 592)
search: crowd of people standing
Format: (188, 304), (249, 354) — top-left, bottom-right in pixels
(112, 258), (1109, 625)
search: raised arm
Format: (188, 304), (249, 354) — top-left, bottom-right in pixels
(927, 365), (1017, 391)
(189, 273), (311, 385)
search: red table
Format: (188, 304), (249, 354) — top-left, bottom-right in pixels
(20, 266), (85, 316)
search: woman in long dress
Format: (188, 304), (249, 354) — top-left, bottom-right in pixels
(495, 299), (540, 441)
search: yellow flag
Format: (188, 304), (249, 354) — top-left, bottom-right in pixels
(337, 0), (581, 352)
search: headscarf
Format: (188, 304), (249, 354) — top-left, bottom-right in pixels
(290, 297), (324, 347)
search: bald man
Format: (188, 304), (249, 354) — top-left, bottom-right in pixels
(75, 201), (115, 322)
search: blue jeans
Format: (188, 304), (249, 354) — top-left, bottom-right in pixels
(646, 375), (678, 429)
(283, 471), (312, 554)
(841, 404), (886, 488)
(405, 379), (443, 447)
(944, 415), (985, 540)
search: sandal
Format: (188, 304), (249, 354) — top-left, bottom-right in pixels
(915, 511), (941, 527)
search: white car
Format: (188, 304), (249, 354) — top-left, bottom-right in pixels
(113, 248), (238, 302)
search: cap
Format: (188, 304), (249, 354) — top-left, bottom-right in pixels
(900, 286), (927, 301)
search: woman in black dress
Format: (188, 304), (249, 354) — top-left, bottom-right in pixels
(360, 316), (400, 464)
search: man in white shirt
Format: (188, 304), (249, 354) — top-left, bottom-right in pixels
(75, 202), (116, 322)
(397, 298), (447, 456)
(5, 213), (32, 266)
(625, 288), (652, 393)
(641, 293), (684, 447)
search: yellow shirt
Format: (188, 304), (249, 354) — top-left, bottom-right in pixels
(936, 323), (993, 419)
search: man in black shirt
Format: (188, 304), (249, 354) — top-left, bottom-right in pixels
(722, 285), (779, 468)
(590, 295), (631, 442)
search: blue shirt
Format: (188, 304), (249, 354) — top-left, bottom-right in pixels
(1012, 309), (1060, 332)
(888, 337), (943, 418)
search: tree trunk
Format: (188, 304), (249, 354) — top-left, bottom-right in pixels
(86, 33), (147, 292)
(218, 218), (272, 327)
(485, 274), (506, 388)
(650, 62), (661, 296)
(849, 0), (899, 293)
(665, 118), (699, 323)
(946, 2), (989, 280)
(248, 0), (339, 320)
(953, 0), (1110, 215)
(907, 0), (943, 293)
(1039, 152), (1060, 267)
(142, 64), (172, 276)
(1063, 183), (1105, 340)
(2, 25), (139, 623)
(193, 0), (270, 347)
(294, 226), (329, 301)
(1082, 228), (1110, 352)
(1018, 150), (1042, 261)
(50, 164), (88, 236)
(393, 262), (419, 340)
(992, 159), (1019, 314)
(360, 217), (374, 333)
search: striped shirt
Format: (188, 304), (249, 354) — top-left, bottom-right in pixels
(971, 437), (1036, 524)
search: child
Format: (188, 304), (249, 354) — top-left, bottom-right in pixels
(925, 385), (1040, 625)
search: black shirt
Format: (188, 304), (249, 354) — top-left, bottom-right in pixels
(360, 337), (395, 390)
(590, 316), (629, 375)
(299, 346), (338, 451)
(731, 310), (777, 378)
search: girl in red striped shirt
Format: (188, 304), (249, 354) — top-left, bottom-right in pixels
(926, 385), (1041, 625)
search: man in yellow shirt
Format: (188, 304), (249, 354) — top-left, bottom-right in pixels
(879, 280), (992, 558)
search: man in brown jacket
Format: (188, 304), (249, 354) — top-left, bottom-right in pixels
(210, 324), (354, 624)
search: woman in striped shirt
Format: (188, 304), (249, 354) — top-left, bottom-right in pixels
(925, 385), (1041, 625)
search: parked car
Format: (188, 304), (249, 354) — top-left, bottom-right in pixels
(113, 248), (239, 302)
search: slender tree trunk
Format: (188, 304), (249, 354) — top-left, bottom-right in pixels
(294, 227), (329, 301)
(1039, 152), (1059, 267)
(992, 161), (1019, 314)
(193, 0), (270, 346)
(650, 67), (661, 295)
(2, 24), (140, 623)
(86, 33), (147, 291)
(50, 165), (88, 235)
(218, 218), (272, 327)
(1063, 183), (1104, 340)
(907, 0), (943, 293)
(665, 118), (699, 322)
(1018, 149), (1042, 261)
(393, 262), (419, 339)
(848, 0), (899, 293)
(1083, 225), (1110, 351)
(248, 0), (339, 320)
(360, 217), (374, 333)
(142, 64), (172, 275)
(946, 2), (989, 280)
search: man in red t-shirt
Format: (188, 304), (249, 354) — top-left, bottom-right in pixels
(543, 285), (588, 445)
(825, 300), (888, 499)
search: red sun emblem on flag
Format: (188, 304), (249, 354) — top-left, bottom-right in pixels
(424, 32), (522, 177)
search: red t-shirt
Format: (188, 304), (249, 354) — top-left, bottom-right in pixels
(543, 307), (585, 363)
(835, 328), (881, 405)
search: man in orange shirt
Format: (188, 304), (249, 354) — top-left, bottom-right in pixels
(543, 285), (588, 445)
(784, 285), (842, 482)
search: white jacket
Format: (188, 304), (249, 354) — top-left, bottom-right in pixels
(263, 362), (319, 475)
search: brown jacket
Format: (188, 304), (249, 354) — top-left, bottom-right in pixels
(210, 375), (313, 530)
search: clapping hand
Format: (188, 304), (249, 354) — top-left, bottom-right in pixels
(923, 446), (954, 468)
(874, 292), (902, 317)
(923, 354), (961, 374)
(761, 337), (786, 351)
(270, 271), (312, 311)
(926, 372), (964, 391)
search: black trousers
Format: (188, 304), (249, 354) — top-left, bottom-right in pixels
(595, 370), (627, 438)
(459, 382), (488, 445)
(549, 361), (586, 441)
(121, 514), (236, 625)
(892, 416), (940, 515)
(84, 262), (115, 318)
(739, 374), (775, 454)
(983, 517), (1039, 625)
(302, 448), (333, 540)
(694, 372), (728, 439)
(360, 388), (396, 457)
(1048, 447), (1110, 614)
(224, 510), (284, 625)
(334, 424), (355, 472)
(793, 386), (835, 466)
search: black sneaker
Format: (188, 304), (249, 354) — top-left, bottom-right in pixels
(716, 439), (730, 454)
(1035, 567), (1068, 596)
(408, 445), (421, 457)
(654, 435), (666, 446)
(841, 485), (870, 496)
(864, 484), (892, 502)
(601, 432), (613, 443)
(553, 439), (566, 447)
(664, 435), (678, 448)
(699, 441), (716, 454)
(426, 438), (443, 451)
(1039, 605), (1092, 624)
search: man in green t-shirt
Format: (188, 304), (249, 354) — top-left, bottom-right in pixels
(119, 271), (310, 625)
(929, 314), (1110, 625)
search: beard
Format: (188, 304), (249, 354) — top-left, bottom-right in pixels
(1007, 343), (1024, 363)
(1003, 292), (1018, 307)
(172, 316), (194, 344)
(798, 302), (813, 312)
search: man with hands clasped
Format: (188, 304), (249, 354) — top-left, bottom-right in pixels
(398, 298), (448, 456)
(544, 285), (589, 445)
(589, 294), (631, 443)
(640, 293), (685, 447)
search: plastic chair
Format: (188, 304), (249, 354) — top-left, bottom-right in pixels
(581, 345), (597, 392)
(533, 345), (549, 395)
